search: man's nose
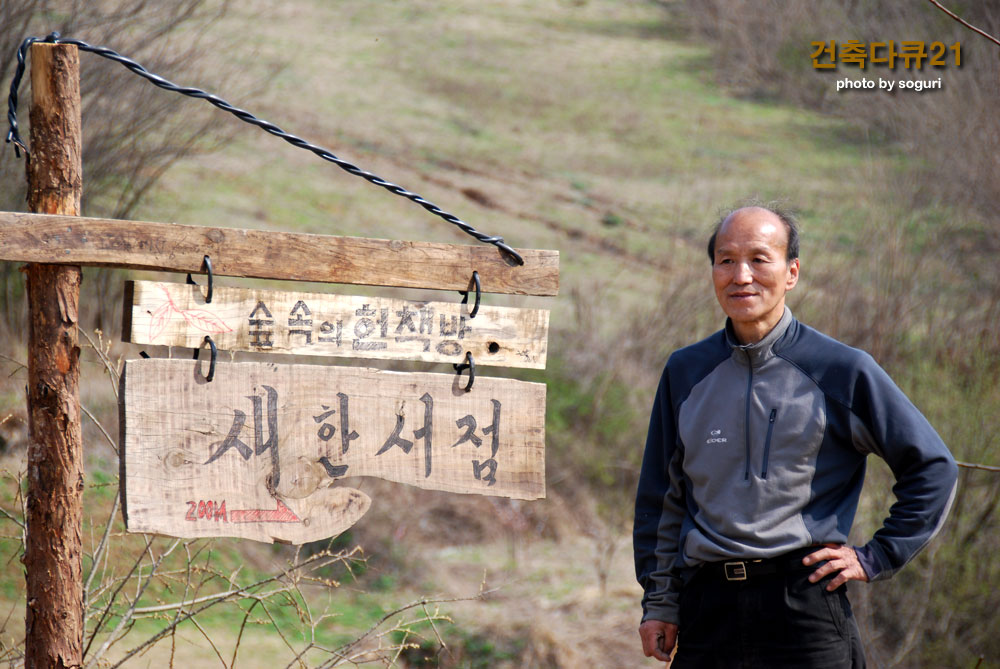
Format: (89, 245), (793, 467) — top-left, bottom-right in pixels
(734, 262), (753, 284)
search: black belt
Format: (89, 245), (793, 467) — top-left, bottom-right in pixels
(700, 547), (820, 582)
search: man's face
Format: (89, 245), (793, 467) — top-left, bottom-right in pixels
(712, 207), (799, 343)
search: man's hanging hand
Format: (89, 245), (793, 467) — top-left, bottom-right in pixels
(639, 619), (677, 663)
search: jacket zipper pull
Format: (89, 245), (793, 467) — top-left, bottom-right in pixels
(762, 408), (777, 479)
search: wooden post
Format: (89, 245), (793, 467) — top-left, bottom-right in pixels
(24, 43), (84, 669)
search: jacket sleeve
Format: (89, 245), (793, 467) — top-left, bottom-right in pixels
(849, 354), (959, 581)
(633, 365), (688, 624)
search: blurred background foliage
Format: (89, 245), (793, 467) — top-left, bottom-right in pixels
(0, 0), (998, 666)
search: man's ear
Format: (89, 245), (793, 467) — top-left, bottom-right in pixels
(786, 258), (800, 290)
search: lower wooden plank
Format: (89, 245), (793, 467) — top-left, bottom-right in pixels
(124, 280), (549, 369)
(121, 359), (546, 544)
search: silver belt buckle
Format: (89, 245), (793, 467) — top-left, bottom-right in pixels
(724, 561), (747, 581)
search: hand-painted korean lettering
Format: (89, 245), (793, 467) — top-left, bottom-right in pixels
(440, 314), (471, 339)
(452, 399), (502, 486)
(313, 393), (359, 455)
(472, 459), (497, 486)
(376, 393), (434, 478)
(318, 456), (348, 478)
(318, 320), (343, 346)
(414, 393), (433, 478)
(313, 405), (337, 441)
(336, 392), (360, 454)
(481, 399), (501, 459)
(354, 304), (389, 351)
(395, 305), (417, 334)
(451, 400), (500, 454)
(205, 385), (281, 488)
(208, 408), (253, 461)
(419, 306), (434, 335)
(453, 415), (482, 449)
(288, 300), (313, 345)
(376, 415), (414, 455)
(435, 340), (462, 356)
(248, 301), (274, 348)
(395, 336), (431, 352)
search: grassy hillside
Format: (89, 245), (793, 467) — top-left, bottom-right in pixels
(1, 0), (998, 666)
(136, 1), (908, 306)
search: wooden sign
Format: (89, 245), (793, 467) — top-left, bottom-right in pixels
(120, 358), (546, 543)
(0, 212), (560, 296)
(5, 40), (559, 662)
(123, 280), (549, 369)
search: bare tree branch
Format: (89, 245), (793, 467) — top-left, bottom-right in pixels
(81, 403), (119, 456)
(957, 461), (1000, 473)
(84, 537), (179, 668)
(189, 616), (229, 669)
(80, 329), (122, 401)
(315, 587), (494, 669)
(229, 599), (261, 668)
(131, 584), (295, 615)
(106, 549), (354, 668)
(0, 354), (26, 371)
(83, 487), (120, 608)
(0, 507), (23, 530)
(924, 0), (1000, 48)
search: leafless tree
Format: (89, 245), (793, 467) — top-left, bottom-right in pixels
(0, 331), (476, 667)
(0, 0), (264, 334)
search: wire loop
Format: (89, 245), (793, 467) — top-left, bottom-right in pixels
(194, 335), (218, 382)
(5, 34), (524, 265)
(185, 255), (213, 303)
(459, 270), (481, 319)
(453, 351), (475, 392)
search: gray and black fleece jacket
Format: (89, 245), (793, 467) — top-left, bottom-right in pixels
(634, 308), (958, 624)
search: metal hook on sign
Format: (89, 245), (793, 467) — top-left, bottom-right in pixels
(458, 270), (481, 319)
(453, 351), (475, 392)
(186, 255), (213, 303)
(195, 335), (217, 382)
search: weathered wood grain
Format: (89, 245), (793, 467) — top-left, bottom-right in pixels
(121, 358), (546, 544)
(24, 43), (85, 669)
(124, 280), (549, 369)
(0, 211), (559, 296)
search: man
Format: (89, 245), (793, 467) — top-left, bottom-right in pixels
(633, 205), (957, 667)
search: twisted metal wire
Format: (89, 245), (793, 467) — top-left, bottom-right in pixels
(5, 32), (523, 265)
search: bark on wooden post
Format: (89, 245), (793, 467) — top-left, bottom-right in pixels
(24, 42), (84, 669)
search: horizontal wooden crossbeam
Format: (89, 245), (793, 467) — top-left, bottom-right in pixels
(0, 212), (559, 296)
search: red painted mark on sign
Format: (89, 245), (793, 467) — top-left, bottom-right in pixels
(185, 499), (228, 522)
(229, 499), (300, 524)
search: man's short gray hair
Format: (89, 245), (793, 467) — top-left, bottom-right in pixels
(706, 200), (800, 263)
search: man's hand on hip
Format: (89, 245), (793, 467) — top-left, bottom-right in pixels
(639, 619), (677, 663)
(803, 543), (870, 591)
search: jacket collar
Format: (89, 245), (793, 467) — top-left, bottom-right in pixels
(725, 307), (793, 368)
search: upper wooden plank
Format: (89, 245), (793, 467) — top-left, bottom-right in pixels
(125, 280), (549, 369)
(0, 212), (560, 296)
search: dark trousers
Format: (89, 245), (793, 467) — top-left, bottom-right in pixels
(672, 551), (866, 668)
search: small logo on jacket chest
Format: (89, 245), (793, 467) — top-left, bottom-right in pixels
(706, 428), (728, 444)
